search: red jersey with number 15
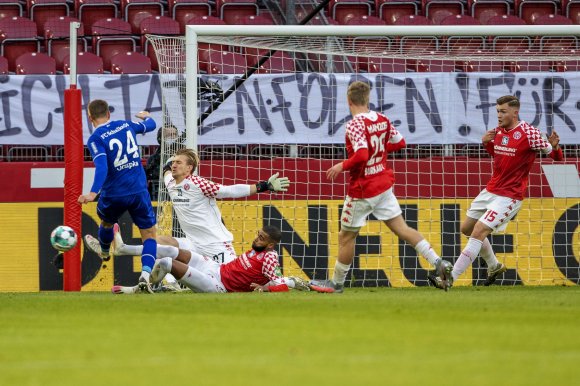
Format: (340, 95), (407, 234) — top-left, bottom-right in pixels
(485, 121), (552, 200)
(219, 249), (285, 292)
(345, 111), (401, 199)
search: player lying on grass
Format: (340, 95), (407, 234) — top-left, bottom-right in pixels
(111, 225), (310, 294)
(85, 147), (290, 290)
(429, 95), (563, 290)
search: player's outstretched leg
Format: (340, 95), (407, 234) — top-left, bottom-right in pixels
(484, 262), (507, 286)
(150, 257), (171, 285)
(287, 277), (311, 291)
(84, 234), (111, 261)
(308, 279), (344, 293)
(435, 259), (454, 291)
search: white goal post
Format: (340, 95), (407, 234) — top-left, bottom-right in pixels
(147, 24), (580, 288)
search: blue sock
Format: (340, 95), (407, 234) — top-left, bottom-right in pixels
(98, 225), (114, 252)
(141, 238), (157, 273)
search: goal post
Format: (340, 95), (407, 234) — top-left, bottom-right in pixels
(147, 24), (580, 287)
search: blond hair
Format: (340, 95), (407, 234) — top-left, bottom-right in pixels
(175, 148), (199, 174)
(347, 81), (370, 107)
(496, 95), (520, 108)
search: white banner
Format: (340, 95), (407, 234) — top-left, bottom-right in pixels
(1, 73), (579, 145)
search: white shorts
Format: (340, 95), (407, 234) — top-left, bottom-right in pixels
(466, 189), (522, 232)
(185, 251), (227, 293)
(175, 238), (237, 264)
(341, 188), (402, 231)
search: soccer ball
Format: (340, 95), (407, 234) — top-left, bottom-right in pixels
(50, 225), (78, 252)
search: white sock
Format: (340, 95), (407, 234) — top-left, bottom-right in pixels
(480, 238), (499, 268)
(414, 239), (440, 267)
(332, 261), (351, 285)
(157, 244), (179, 259)
(140, 271), (150, 281)
(452, 238), (483, 280)
(118, 244), (178, 259)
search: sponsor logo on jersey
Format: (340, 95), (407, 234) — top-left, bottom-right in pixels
(90, 142), (98, 154)
(513, 131), (522, 140)
(501, 136), (509, 145)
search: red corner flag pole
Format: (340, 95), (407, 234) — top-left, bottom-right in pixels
(63, 21), (83, 291)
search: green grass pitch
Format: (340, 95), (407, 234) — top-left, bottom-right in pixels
(1, 286), (578, 386)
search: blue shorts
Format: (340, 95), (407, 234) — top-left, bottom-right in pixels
(96, 191), (156, 229)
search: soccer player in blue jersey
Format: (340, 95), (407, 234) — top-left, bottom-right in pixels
(78, 99), (158, 293)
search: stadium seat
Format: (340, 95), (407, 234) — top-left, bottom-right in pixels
(140, 16), (180, 70)
(400, 36), (439, 54)
(515, 0), (558, 24)
(27, 0), (69, 36)
(564, 0), (580, 24)
(206, 50), (247, 74)
(121, 0), (164, 34)
(0, 55), (8, 74)
(357, 56), (407, 72)
(169, 0), (211, 34)
(423, 0), (465, 25)
(329, 0), (372, 25)
(110, 51), (152, 73)
(485, 14), (526, 25)
(63, 51), (104, 74)
(235, 14), (275, 25)
(534, 14), (573, 25)
(0, 16), (40, 72)
(216, 0), (259, 25)
(377, 0), (418, 25)
(15, 52), (56, 74)
(44, 16), (86, 72)
(186, 16), (227, 72)
(0, 0), (23, 19)
(91, 18), (136, 71)
(77, 0), (118, 35)
(468, 0), (509, 24)
(393, 14), (432, 25)
(149, 45), (184, 73)
(343, 14), (386, 25)
(417, 57), (457, 72)
(440, 13), (480, 25)
(245, 48), (295, 73)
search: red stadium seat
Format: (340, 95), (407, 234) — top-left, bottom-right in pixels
(140, 16), (180, 70)
(235, 14), (275, 25)
(245, 49), (295, 73)
(169, 0), (211, 33)
(534, 14), (574, 25)
(417, 57), (457, 72)
(77, 0), (118, 35)
(343, 15), (386, 25)
(564, 0), (580, 24)
(44, 16), (86, 72)
(0, 0), (23, 19)
(216, 0), (259, 25)
(515, 0), (558, 24)
(440, 14), (480, 25)
(423, 0), (465, 25)
(377, 0), (418, 25)
(400, 36), (439, 53)
(15, 52), (56, 74)
(0, 16), (40, 72)
(502, 60), (551, 72)
(0, 55), (8, 74)
(206, 50), (247, 74)
(110, 51), (152, 73)
(92, 18), (136, 71)
(357, 57), (407, 73)
(485, 14), (526, 25)
(186, 15), (227, 72)
(329, 0), (372, 24)
(121, 0), (164, 34)
(63, 51), (104, 74)
(393, 14), (432, 25)
(149, 45), (184, 73)
(468, 0), (509, 24)
(27, 0), (69, 36)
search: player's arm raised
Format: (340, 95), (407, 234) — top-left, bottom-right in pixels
(547, 131), (564, 161)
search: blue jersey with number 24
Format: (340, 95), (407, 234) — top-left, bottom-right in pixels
(87, 118), (156, 197)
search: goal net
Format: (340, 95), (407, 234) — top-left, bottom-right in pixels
(147, 25), (580, 288)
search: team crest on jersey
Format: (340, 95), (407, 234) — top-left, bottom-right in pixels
(184, 183), (190, 191)
(501, 136), (509, 145)
(513, 131), (522, 140)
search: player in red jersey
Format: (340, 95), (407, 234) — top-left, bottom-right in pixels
(310, 81), (452, 293)
(430, 95), (563, 290)
(145, 225), (304, 293)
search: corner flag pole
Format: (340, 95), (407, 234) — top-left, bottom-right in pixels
(63, 21), (83, 291)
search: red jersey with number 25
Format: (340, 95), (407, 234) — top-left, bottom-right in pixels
(219, 249), (285, 292)
(486, 121), (552, 200)
(345, 111), (401, 199)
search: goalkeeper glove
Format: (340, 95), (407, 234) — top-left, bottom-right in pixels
(256, 173), (290, 193)
(162, 157), (174, 174)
